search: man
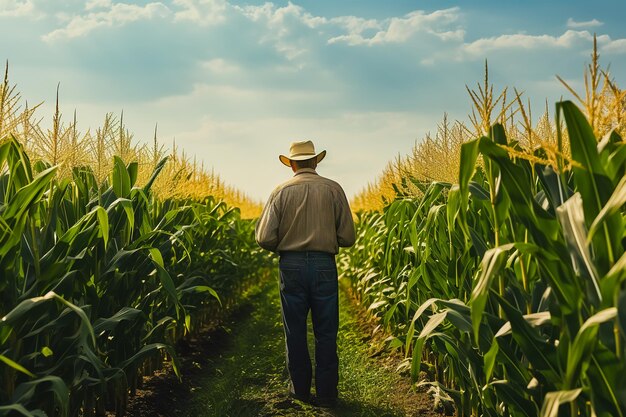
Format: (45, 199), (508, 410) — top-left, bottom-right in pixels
(255, 140), (355, 408)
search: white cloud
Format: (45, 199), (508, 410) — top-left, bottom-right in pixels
(328, 7), (463, 46)
(43, 2), (171, 42)
(236, 4), (464, 64)
(330, 15), (380, 35)
(236, 2), (271, 22)
(85, 0), (112, 11)
(231, 5), (615, 66)
(603, 38), (626, 54)
(326, 16), (381, 46)
(237, 2), (324, 61)
(567, 18), (603, 29)
(201, 58), (240, 73)
(272, 2), (326, 29)
(460, 30), (626, 59)
(462, 30), (598, 57)
(173, 0), (227, 25)
(0, 0), (36, 17)
(239, 2), (326, 28)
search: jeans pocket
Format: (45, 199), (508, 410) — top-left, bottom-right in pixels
(279, 268), (303, 294)
(316, 268), (338, 297)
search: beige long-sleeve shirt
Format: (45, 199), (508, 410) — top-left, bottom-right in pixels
(255, 168), (356, 254)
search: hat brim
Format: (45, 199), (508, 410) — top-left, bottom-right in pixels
(279, 150), (326, 167)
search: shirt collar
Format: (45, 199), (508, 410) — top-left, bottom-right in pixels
(294, 168), (318, 176)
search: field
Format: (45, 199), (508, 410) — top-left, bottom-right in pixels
(342, 47), (626, 416)
(1, 41), (625, 417)
(0, 63), (271, 415)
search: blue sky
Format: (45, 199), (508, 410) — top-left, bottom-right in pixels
(1, 0), (625, 201)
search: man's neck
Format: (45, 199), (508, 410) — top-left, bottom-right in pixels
(294, 168), (317, 176)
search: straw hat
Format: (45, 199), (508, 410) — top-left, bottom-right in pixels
(279, 140), (326, 167)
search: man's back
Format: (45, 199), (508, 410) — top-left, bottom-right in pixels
(255, 168), (355, 254)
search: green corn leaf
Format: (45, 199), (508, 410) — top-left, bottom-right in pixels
(108, 197), (135, 229)
(495, 311), (552, 338)
(557, 100), (621, 271)
(0, 354), (36, 378)
(142, 316), (175, 343)
(619, 290), (626, 341)
(490, 380), (536, 416)
(93, 307), (143, 334)
(496, 294), (559, 381)
(95, 206), (109, 250)
(565, 308), (617, 389)
(599, 130), (626, 180)
(557, 101), (608, 215)
(2, 166), (57, 220)
(480, 133), (561, 245)
(468, 181), (490, 200)
(143, 156), (169, 194)
(490, 123), (508, 145)
(118, 343), (181, 379)
(2, 292), (97, 348)
(153, 263), (181, 318)
(470, 243), (515, 343)
(535, 163), (566, 210)
(180, 285), (221, 306)
(556, 193), (602, 305)
(446, 185), (461, 237)
(50, 292), (97, 348)
(606, 141), (626, 180)
(111, 156), (131, 198)
(539, 389), (582, 417)
(483, 340), (499, 381)
(0, 139), (11, 166)
(127, 161), (138, 187)
(405, 298), (440, 353)
(459, 138), (481, 189)
(587, 346), (626, 417)
(0, 404), (45, 417)
(599, 250), (626, 306)
(410, 311), (447, 381)
(11, 376), (69, 417)
(149, 247), (165, 268)
(588, 174), (626, 242)
(479, 137), (530, 203)
(458, 138), (481, 237)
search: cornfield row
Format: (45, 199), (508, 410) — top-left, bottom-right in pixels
(341, 48), (626, 416)
(352, 39), (625, 213)
(0, 64), (261, 219)
(0, 68), (272, 415)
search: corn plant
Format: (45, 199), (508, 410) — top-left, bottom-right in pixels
(341, 100), (626, 417)
(0, 135), (270, 416)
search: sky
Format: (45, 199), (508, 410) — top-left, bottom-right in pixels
(1, 0), (625, 202)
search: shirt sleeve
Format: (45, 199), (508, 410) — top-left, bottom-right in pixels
(335, 188), (356, 248)
(255, 191), (280, 252)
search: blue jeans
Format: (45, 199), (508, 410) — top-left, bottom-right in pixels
(278, 251), (339, 400)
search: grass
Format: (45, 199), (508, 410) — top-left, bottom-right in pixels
(126, 275), (442, 417)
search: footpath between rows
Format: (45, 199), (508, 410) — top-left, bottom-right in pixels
(125, 275), (446, 417)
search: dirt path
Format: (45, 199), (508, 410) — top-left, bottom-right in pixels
(125, 277), (445, 417)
